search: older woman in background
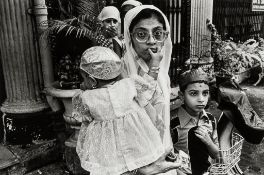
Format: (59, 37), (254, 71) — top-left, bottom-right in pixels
(98, 6), (124, 57)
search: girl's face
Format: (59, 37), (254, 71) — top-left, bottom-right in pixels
(131, 16), (165, 63)
(179, 82), (210, 117)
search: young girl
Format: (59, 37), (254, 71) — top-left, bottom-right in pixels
(72, 46), (175, 175)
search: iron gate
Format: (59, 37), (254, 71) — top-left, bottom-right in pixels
(152, 0), (191, 85)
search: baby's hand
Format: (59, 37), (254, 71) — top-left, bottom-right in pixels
(194, 125), (212, 145)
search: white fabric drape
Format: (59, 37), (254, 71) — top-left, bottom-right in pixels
(122, 5), (177, 175)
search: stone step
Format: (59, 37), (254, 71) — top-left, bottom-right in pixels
(0, 144), (19, 175)
(25, 161), (67, 175)
(0, 139), (61, 175)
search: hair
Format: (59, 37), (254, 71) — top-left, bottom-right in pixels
(129, 8), (166, 32)
(179, 80), (209, 92)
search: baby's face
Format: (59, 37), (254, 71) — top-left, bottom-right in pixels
(182, 82), (209, 117)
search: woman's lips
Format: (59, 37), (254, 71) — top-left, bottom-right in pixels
(149, 48), (157, 53)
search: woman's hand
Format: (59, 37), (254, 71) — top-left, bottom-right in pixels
(137, 149), (181, 175)
(148, 47), (163, 68)
(104, 26), (118, 38)
(147, 48), (163, 79)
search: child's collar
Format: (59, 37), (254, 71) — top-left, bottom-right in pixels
(178, 105), (209, 127)
(178, 106), (197, 127)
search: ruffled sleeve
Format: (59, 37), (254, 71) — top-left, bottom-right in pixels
(131, 74), (157, 107)
(72, 91), (93, 123)
(131, 74), (165, 134)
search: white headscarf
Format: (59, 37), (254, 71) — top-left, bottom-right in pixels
(98, 6), (121, 23)
(121, 0), (142, 8)
(122, 5), (173, 152)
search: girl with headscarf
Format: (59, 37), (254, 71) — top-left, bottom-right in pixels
(122, 5), (178, 175)
(98, 6), (124, 58)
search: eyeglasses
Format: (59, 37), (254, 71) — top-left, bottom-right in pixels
(131, 30), (168, 43)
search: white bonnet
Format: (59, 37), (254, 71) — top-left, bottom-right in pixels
(80, 46), (121, 80)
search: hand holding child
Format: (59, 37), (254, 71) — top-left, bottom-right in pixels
(138, 149), (181, 175)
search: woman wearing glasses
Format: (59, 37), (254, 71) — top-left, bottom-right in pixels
(121, 5), (179, 175)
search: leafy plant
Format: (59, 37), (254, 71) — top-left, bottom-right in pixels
(43, 0), (109, 89)
(207, 20), (264, 85)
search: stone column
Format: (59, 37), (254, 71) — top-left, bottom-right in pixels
(0, 0), (49, 113)
(190, 0), (213, 59)
(188, 0), (214, 77)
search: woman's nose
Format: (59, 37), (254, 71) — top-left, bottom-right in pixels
(109, 21), (114, 26)
(146, 34), (156, 44)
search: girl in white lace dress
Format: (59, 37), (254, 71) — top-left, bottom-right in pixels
(72, 46), (167, 175)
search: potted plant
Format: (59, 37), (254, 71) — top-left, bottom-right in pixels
(207, 21), (264, 86)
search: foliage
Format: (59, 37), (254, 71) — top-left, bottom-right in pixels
(41, 14), (111, 47)
(207, 20), (264, 85)
(43, 0), (109, 89)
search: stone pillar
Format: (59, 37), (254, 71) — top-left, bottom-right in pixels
(0, 53), (6, 141)
(188, 0), (214, 77)
(0, 0), (49, 113)
(190, 0), (213, 59)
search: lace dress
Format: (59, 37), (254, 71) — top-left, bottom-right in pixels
(72, 75), (165, 175)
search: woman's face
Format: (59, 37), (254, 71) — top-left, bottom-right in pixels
(131, 16), (165, 63)
(102, 18), (119, 38)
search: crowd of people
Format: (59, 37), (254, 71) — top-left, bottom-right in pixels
(70, 1), (260, 175)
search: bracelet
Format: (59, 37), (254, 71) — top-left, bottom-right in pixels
(149, 66), (160, 74)
(150, 66), (160, 70)
(149, 69), (159, 74)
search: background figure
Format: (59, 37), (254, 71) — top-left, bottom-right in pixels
(120, 0), (142, 33)
(122, 5), (178, 175)
(98, 6), (124, 58)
